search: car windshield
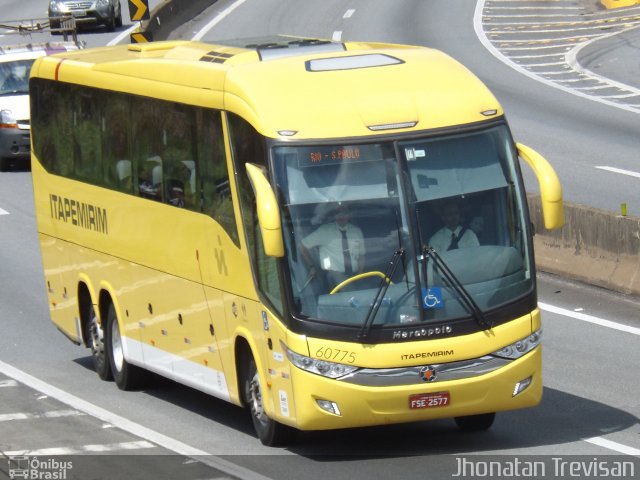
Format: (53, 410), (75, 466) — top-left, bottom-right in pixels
(0, 59), (34, 95)
(272, 124), (533, 330)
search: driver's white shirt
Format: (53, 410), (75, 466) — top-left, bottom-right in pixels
(302, 222), (364, 273)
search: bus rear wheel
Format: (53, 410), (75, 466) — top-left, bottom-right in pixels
(86, 304), (111, 381)
(106, 303), (144, 390)
(454, 412), (496, 432)
(244, 358), (293, 446)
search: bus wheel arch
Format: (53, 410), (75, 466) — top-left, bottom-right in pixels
(78, 282), (111, 381)
(234, 336), (293, 446)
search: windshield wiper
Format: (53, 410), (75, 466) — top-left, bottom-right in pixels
(422, 245), (493, 330)
(358, 248), (405, 341)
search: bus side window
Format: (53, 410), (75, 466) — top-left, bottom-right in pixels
(132, 97), (164, 202)
(197, 109), (238, 245)
(72, 92), (102, 183)
(31, 79), (59, 173)
(102, 95), (132, 192)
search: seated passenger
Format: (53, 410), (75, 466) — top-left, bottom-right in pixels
(167, 179), (185, 208)
(429, 201), (479, 252)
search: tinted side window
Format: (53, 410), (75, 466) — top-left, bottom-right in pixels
(103, 94), (132, 193)
(197, 109), (238, 245)
(31, 80), (239, 244)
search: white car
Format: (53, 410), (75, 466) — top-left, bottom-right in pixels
(0, 42), (81, 171)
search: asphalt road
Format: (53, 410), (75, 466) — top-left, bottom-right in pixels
(1, 1), (640, 479)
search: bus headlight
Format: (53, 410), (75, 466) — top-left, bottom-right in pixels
(283, 343), (359, 379)
(492, 329), (541, 360)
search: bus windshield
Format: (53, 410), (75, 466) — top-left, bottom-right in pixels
(273, 124), (533, 332)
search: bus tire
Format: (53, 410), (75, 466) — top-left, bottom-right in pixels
(454, 412), (496, 432)
(244, 357), (293, 446)
(85, 304), (111, 381)
(106, 303), (144, 391)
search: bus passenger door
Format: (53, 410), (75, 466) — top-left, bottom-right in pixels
(170, 280), (230, 402)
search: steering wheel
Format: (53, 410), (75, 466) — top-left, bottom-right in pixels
(329, 271), (392, 295)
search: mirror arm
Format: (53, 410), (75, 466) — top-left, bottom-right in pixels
(245, 163), (285, 257)
(517, 143), (564, 230)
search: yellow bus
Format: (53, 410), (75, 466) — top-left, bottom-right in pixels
(29, 37), (563, 446)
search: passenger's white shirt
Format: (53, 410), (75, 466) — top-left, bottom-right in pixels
(428, 225), (479, 253)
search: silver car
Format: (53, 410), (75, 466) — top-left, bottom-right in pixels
(48, 0), (123, 32)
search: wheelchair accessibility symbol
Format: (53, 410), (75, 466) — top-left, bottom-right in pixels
(422, 287), (444, 309)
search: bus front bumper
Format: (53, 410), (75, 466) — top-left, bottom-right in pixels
(281, 346), (542, 431)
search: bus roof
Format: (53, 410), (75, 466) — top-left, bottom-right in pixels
(31, 37), (503, 139)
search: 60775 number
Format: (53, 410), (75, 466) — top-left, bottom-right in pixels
(315, 347), (356, 364)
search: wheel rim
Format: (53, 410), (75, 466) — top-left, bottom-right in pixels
(110, 317), (124, 372)
(248, 371), (269, 427)
(88, 308), (105, 361)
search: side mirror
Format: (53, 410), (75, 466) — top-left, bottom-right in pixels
(516, 143), (564, 230)
(245, 163), (285, 257)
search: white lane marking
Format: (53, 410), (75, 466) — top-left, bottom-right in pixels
(565, 28), (640, 97)
(0, 208), (9, 216)
(488, 22), (640, 34)
(492, 32), (610, 43)
(539, 302), (640, 336)
(0, 360), (273, 480)
(585, 437), (640, 456)
(191, 0), (248, 41)
(344, 9), (355, 19)
(486, 6), (583, 10)
(484, 14), (588, 18)
(5, 440), (156, 456)
(332, 31), (343, 42)
(0, 379), (18, 387)
(595, 166), (640, 179)
(0, 359), (205, 455)
(474, 0), (640, 115)
(108, 23), (140, 46)
(0, 410), (84, 422)
(0, 413), (28, 421)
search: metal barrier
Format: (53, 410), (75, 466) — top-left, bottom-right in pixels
(0, 17), (78, 43)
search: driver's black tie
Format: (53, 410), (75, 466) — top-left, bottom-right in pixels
(341, 229), (353, 275)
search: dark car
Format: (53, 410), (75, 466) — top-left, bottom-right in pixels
(48, 0), (123, 32)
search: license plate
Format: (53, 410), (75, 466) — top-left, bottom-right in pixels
(409, 391), (450, 409)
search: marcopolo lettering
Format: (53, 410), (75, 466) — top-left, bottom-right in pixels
(49, 194), (108, 234)
(392, 324), (452, 340)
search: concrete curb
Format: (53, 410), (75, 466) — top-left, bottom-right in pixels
(529, 194), (640, 296)
(144, 0), (217, 41)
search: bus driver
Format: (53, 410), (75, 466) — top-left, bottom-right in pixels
(300, 203), (365, 289)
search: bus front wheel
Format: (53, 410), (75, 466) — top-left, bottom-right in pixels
(106, 303), (144, 391)
(244, 357), (293, 446)
(454, 412), (496, 432)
